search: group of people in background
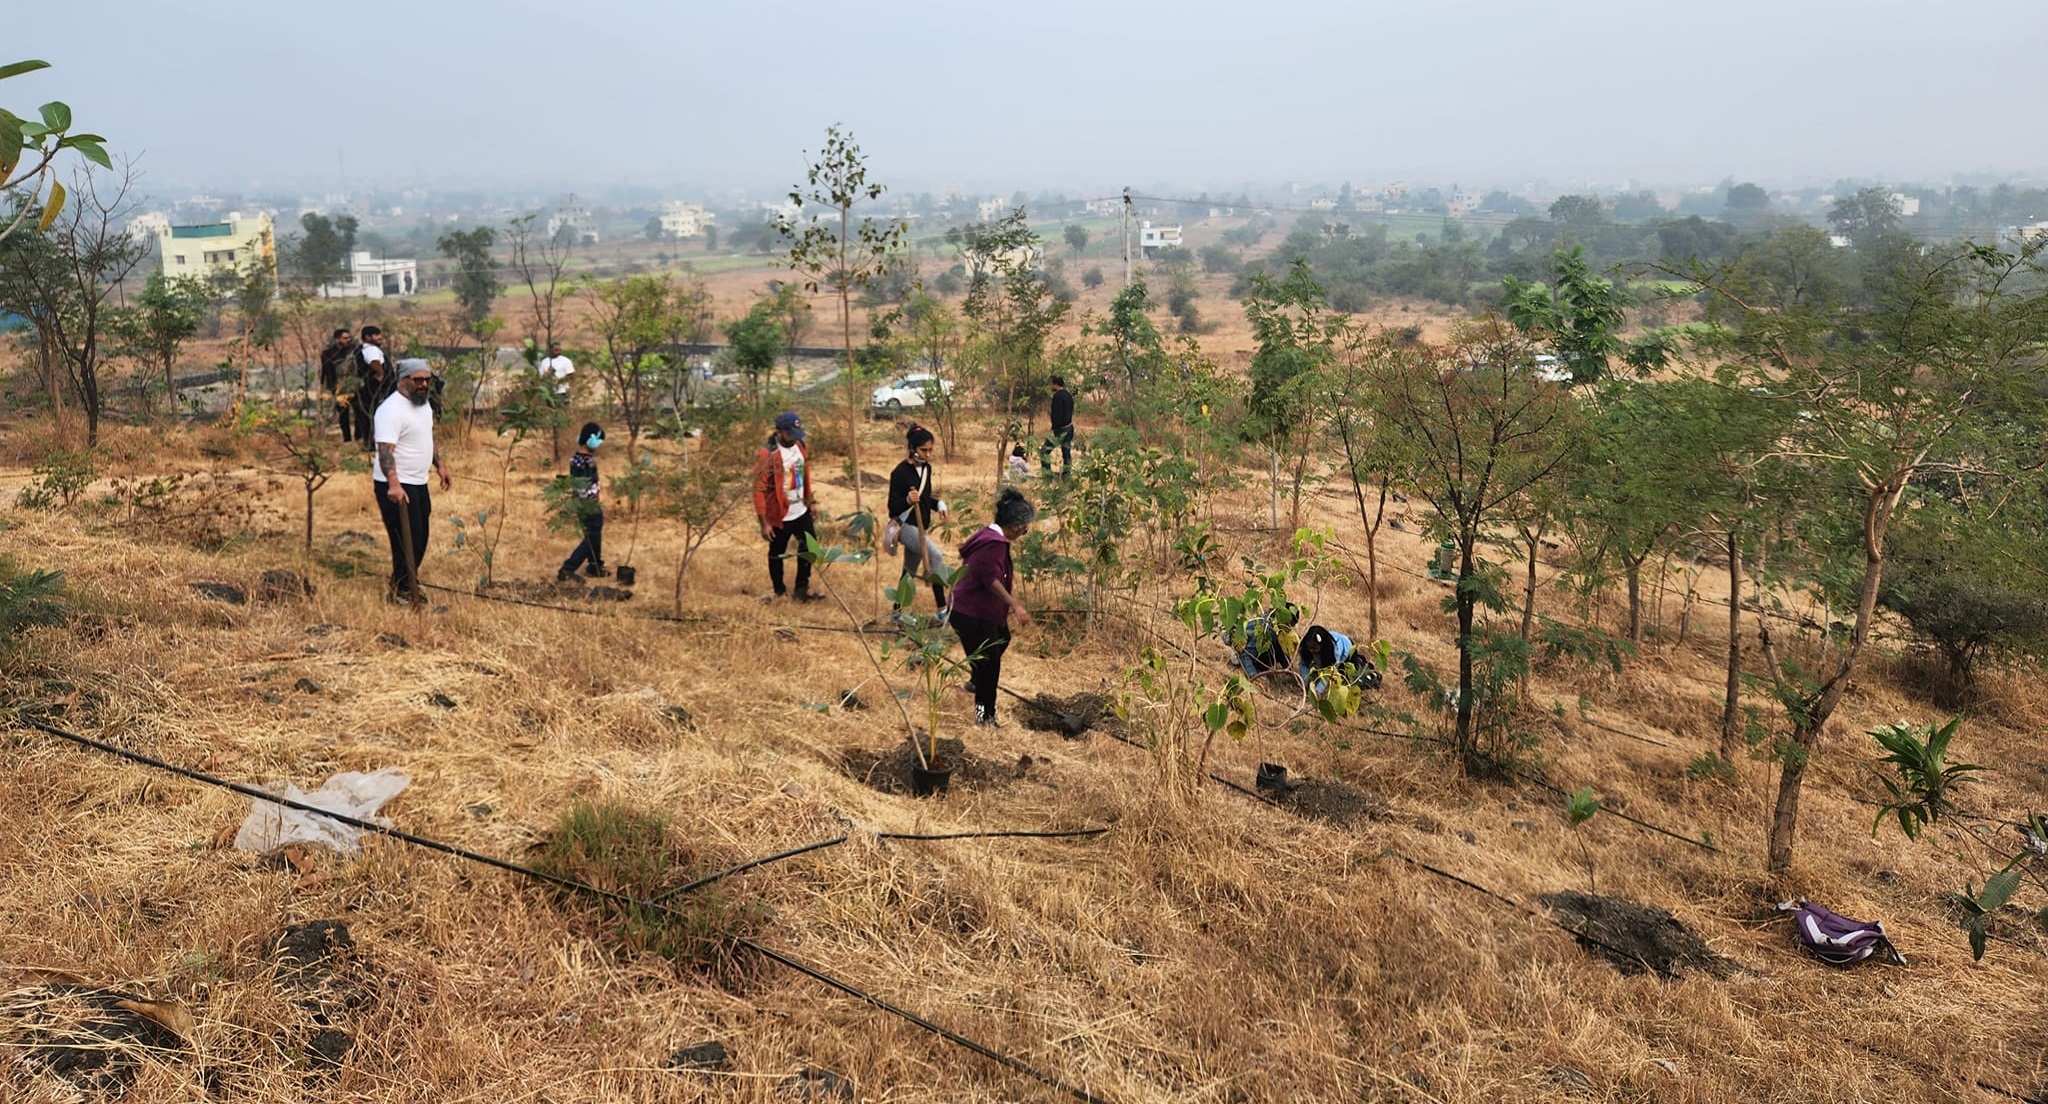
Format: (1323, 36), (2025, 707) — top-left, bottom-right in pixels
(327, 337), (1077, 725)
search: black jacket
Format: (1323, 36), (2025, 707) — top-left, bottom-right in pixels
(887, 458), (936, 529)
(1048, 388), (1074, 431)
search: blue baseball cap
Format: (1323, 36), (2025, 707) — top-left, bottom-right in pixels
(774, 411), (805, 440)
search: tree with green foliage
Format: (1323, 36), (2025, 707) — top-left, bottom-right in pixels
(1700, 236), (2048, 872)
(0, 164), (147, 445)
(1063, 222), (1088, 258)
(723, 298), (785, 406)
(1827, 187), (1904, 251)
(436, 226), (500, 334)
(1242, 260), (1340, 528)
(779, 124), (909, 522)
(0, 60), (111, 245)
(1368, 318), (1585, 772)
(960, 209), (1068, 480)
(113, 271), (209, 412)
(291, 211), (358, 292)
(584, 273), (677, 460)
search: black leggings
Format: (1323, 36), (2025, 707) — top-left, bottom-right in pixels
(950, 611), (1009, 720)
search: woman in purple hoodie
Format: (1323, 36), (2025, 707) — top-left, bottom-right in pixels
(949, 487), (1035, 727)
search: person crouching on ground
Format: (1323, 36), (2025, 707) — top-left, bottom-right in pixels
(556, 422), (608, 582)
(1297, 624), (1383, 694)
(888, 423), (949, 620)
(373, 360), (450, 603)
(949, 488), (1035, 728)
(752, 410), (821, 602)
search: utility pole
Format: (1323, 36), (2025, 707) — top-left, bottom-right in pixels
(1121, 186), (1132, 287)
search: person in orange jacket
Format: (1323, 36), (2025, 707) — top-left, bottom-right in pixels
(752, 410), (821, 601)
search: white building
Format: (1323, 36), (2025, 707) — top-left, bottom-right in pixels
(1890, 193), (1921, 218)
(125, 211), (171, 245)
(320, 250), (418, 299)
(1138, 221), (1184, 257)
(657, 201), (714, 239)
(546, 194), (600, 245)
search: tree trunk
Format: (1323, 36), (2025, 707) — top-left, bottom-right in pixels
(304, 485), (316, 552)
(1766, 483), (1898, 872)
(1718, 533), (1743, 765)
(1269, 446), (1280, 530)
(1519, 523), (1543, 643)
(1623, 553), (1644, 642)
(1454, 536), (1477, 766)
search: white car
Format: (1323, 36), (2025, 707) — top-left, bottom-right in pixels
(870, 373), (953, 411)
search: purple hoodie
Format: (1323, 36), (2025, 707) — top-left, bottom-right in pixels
(949, 523), (1013, 624)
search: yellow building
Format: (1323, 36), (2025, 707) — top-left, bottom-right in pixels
(156, 213), (275, 281)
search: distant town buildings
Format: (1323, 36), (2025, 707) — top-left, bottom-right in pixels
(320, 250), (418, 299)
(1446, 189), (1480, 218)
(156, 213), (275, 281)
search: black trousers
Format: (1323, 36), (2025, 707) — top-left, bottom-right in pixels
(951, 610), (1009, 721)
(337, 398), (355, 442)
(767, 511), (816, 596)
(374, 481), (431, 591)
(561, 509), (605, 574)
(352, 401), (376, 450)
(1040, 425), (1074, 473)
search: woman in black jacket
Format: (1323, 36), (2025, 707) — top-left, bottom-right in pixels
(887, 424), (949, 618)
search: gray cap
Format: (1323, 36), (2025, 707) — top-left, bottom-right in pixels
(395, 358), (432, 379)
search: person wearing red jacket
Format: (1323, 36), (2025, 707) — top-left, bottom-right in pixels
(752, 410), (821, 602)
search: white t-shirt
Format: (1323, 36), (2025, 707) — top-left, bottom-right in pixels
(778, 444), (808, 522)
(539, 354), (574, 393)
(372, 392), (437, 484)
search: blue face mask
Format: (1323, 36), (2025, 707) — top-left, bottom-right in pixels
(584, 434), (604, 450)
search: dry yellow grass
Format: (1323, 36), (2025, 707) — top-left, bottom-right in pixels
(2, 411), (2045, 1104)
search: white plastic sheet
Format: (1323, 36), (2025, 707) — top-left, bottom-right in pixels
(233, 768), (411, 856)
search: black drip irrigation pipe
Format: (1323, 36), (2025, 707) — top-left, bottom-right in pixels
(739, 938), (1114, 1104)
(12, 712), (1118, 1104)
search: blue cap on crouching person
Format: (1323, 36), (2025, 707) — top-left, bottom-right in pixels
(774, 411), (805, 441)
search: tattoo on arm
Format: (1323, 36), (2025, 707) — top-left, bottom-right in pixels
(377, 444), (397, 479)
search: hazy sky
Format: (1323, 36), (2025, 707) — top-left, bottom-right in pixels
(17, 0), (2048, 199)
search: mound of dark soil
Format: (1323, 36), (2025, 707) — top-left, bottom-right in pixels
(842, 736), (1035, 795)
(0, 984), (188, 1094)
(1538, 891), (1738, 979)
(1015, 691), (1116, 737)
(1274, 778), (1393, 828)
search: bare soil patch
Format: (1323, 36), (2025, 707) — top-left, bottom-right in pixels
(840, 736), (1038, 795)
(1539, 891), (1740, 979)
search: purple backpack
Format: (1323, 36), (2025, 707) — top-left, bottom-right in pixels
(1781, 899), (1905, 967)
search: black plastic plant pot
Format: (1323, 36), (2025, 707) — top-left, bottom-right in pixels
(1255, 762), (1290, 794)
(615, 565), (637, 587)
(910, 760), (955, 797)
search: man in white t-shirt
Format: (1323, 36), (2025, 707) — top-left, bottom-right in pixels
(373, 360), (452, 603)
(538, 341), (574, 400)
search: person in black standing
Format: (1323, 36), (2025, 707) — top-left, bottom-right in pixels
(351, 325), (392, 451)
(556, 422), (609, 581)
(887, 424), (949, 619)
(319, 328), (357, 442)
(1040, 375), (1074, 477)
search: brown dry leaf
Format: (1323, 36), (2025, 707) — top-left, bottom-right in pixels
(211, 821), (239, 850)
(284, 846), (316, 874)
(114, 998), (195, 1042)
(295, 869), (333, 893)
(173, 663), (206, 679)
